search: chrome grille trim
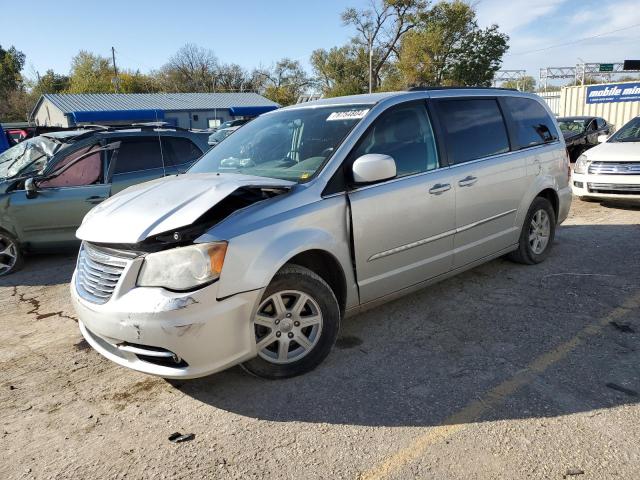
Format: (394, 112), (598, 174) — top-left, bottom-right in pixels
(588, 161), (640, 175)
(588, 183), (640, 193)
(76, 243), (131, 304)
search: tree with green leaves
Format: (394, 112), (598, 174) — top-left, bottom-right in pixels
(397, 0), (508, 87)
(341, 0), (428, 91)
(33, 69), (71, 95)
(310, 45), (370, 97)
(0, 44), (27, 120)
(502, 75), (536, 92)
(67, 51), (114, 93)
(0, 44), (25, 97)
(311, 0), (427, 96)
(254, 59), (312, 106)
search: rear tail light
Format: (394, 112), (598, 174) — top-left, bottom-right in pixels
(565, 149), (571, 180)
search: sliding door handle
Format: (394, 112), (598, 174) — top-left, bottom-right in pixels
(428, 183), (451, 195)
(458, 175), (478, 187)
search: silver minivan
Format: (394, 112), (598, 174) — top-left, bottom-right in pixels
(71, 89), (572, 379)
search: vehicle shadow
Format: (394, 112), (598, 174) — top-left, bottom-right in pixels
(177, 224), (640, 427)
(0, 251), (77, 288)
(599, 200), (640, 211)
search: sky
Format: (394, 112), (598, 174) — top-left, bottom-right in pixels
(1, 0), (639, 87)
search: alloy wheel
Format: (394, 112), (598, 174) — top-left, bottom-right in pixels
(254, 290), (323, 364)
(529, 209), (551, 255)
(0, 234), (18, 276)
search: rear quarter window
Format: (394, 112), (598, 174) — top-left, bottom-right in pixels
(162, 137), (203, 166)
(112, 138), (163, 174)
(436, 98), (510, 165)
(502, 97), (558, 149)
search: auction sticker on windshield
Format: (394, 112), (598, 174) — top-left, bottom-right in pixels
(327, 109), (369, 121)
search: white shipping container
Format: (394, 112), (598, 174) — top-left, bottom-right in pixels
(537, 92), (560, 115)
(558, 82), (640, 130)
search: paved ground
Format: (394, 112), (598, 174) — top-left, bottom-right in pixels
(1, 198), (639, 480)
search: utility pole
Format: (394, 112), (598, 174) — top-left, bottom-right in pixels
(111, 46), (119, 93)
(368, 37), (373, 94)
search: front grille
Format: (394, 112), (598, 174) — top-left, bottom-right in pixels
(588, 183), (640, 195)
(76, 243), (129, 304)
(588, 161), (640, 175)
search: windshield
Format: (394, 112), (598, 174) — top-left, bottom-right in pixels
(558, 119), (587, 134)
(190, 104), (371, 182)
(0, 136), (63, 179)
(608, 117), (640, 142)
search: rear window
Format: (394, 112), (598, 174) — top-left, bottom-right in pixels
(437, 98), (510, 165)
(503, 97), (558, 149)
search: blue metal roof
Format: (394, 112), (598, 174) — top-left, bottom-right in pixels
(228, 105), (278, 116)
(41, 92), (279, 114)
(69, 109), (165, 123)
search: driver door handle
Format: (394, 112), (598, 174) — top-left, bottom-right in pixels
(428, 183), (451, 195)
(85, 196), (106, 204)
(458, 175), (478, 187)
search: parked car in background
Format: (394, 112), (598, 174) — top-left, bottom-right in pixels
(572, 116), (640, 202)
(557, 116), (613, 161)
(0, 125), (209, 275)
(71, 88), (571, 380)
(7, 128), (29, 144)
(207, 126), (240, 146)
(212, 118), (251, 131)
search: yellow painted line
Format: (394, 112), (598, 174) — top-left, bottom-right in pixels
(360, 291), (640, 480)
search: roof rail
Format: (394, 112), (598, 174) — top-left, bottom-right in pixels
(407, 86), (518, 92)
(76, 124), (110, 130)
(130, 122), (189, 132)
(74, 123), (190, 133)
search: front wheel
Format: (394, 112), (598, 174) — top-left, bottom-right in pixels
(0, 230), (23, 276)
(242, 265), (341, 379)
(508, 197), (556, 265)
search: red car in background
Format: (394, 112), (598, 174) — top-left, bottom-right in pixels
(7, 129), (29, 144)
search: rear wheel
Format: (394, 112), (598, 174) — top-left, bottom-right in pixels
(242, 265), (340, 379)
(0, 231), (23, 276)
(508, 197), (556, 265)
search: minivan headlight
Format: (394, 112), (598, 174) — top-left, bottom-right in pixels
(574, 155), (589, 174)
(137, 242), (227, 291)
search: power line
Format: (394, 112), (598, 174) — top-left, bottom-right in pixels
(506, 22), (640, 57)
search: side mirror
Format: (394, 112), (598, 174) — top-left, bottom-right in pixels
(25, 177), (38, 199)
(597, 134), (608, 143)
(352, 154), (396, 184)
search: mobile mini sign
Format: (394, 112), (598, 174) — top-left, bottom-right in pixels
(586, 82), (640, 104)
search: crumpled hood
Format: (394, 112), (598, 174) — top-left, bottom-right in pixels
(582, 141), (640, 161)
(76, 173), (293, 244)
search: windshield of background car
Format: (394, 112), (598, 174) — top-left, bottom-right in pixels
(609, 117), (640, 142)
(0, 135), (64, 179)
(558, 119), (587, 134)
(189, 104), (371, 182)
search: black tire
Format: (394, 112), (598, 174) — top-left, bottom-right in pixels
(241, 265), (340, 379)
(507, 197), (556, 265)
(0, 229), (24, 276)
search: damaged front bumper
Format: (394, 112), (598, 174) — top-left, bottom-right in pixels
(71, 270), (263, 379)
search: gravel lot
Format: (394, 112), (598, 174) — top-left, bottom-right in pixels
(1, 198), (639, 480)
